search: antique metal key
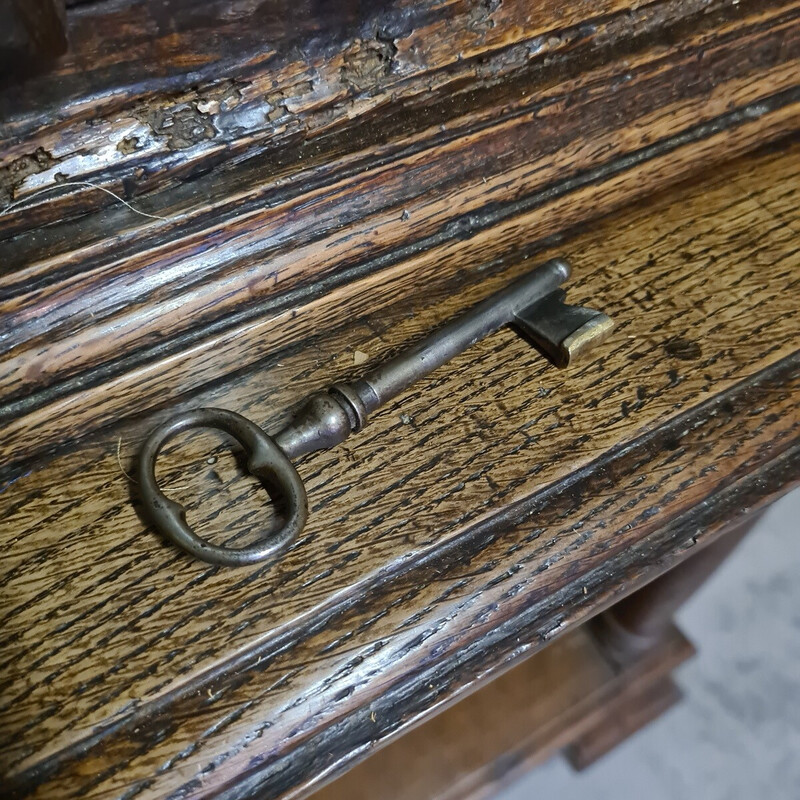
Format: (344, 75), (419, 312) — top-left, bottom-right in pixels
(138, 258), (612, 567)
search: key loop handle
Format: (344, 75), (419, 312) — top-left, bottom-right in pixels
(137, 408), (308, 568)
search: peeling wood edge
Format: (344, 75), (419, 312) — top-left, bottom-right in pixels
(0, 0), (793, 236)
(0, 0), (775, 146)
(1, 90), (798, 471)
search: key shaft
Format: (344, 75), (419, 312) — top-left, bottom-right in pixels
(274, 258), (609, 459)
(357, 258), (571, 411)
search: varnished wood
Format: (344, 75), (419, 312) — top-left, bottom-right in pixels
(1, 136), (798, 798)
(591, 512), (759, 663)
(309, 513), (760, 797)
(309, 625), (693, 800)
(0, 0), (798, 474)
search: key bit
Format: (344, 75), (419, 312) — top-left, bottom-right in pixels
(513, 287), (614, 368)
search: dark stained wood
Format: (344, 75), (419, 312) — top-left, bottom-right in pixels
(1, 4), (799, 796)
(591, 512), (760, 664)
(0, 0), (798, 476)
(10, 0), (67, 59)
(0, 0), (67, 74)
(309, 625), (693, 800)
(1, 137), (798, 798)
(1, 0), (794, 219)
(316, 513), (758, 799)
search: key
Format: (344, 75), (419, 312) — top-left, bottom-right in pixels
(138, 258), (612, 567)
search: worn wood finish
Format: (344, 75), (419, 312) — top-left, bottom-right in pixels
(1, 139), (799, 798)
(0, 0), (799, 473)
(309, 625), (693, 800)
(591, 511), (758, 664)
(1, 0), (795, 220)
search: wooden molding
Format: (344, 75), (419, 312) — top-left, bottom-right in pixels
(1, 140), (799, 798)
(310, 625), (693, 800)
(0, 1), (798, 471)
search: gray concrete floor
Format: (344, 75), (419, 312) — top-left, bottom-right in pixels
(496, 488), (800, 800)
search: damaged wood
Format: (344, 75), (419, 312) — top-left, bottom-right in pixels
(340, 36), (398, 92)
(0, 142), (798, 798)
(1, 0), (795, 230)
(0, 0), (797, 473)
(0, 146), (59, 206)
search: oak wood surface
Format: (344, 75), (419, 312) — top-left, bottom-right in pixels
(1, 0), (795, 220)
(0, 0), (799, 474)
(1, 138), (799, 798)
(320, 516), (750, 800)
(309, 625), (693, 800)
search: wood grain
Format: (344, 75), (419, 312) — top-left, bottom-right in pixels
(1, 0), (792, 221)
(1, 139), (798, 798)
(309, 625), (693, 800)
(0, 0), (798, 472)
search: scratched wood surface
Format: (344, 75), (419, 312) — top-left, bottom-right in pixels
(310, 625), (693, 800)
(1, 0), (799, 474)
(1, 0), (795, 222)
(1, 137), (799, 798)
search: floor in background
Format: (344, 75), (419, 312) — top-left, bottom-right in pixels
(496, 488), (800, 800)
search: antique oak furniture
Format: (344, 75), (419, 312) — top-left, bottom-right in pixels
(0, 1), (798, 798)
